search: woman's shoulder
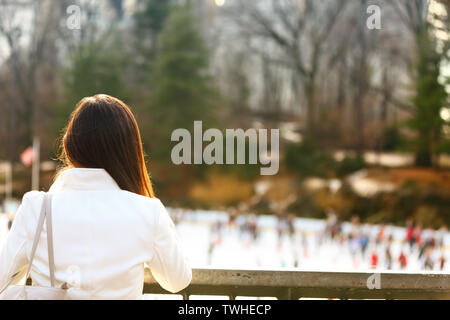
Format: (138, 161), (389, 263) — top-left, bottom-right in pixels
(119, 190), (164, 206)
(20, 190), (46, 210)
(117, 190), (167, 219)
(22, 190), (45, 200)
(12, 191), (46, 231)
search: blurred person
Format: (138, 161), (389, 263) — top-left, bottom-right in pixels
(301, 231), (309, 258)
(348, 234), (359, 257)
(228, 208), (238, 228)
(438, 252), (446, 271)
(276, 214), (289, 248)
(325, 210), (338, 240)
(349, 234), (360, 268)
(398, 251), (408, 270)
(287, 214), (296, 240)
(436, 226), (447, 249)
(0, 95), (191, 299)
(376, 223), (386, 246)
(293, 250), (299, 268)
(385, 246), (393, 270)
(236, 214), (248, 240)
(370, 250), (379, 269)
(207, 224), (222, 266)
(423, 248), (434, 270)
(359, 232), (369, 258)
(405, 219), (414, 248)
(350, 216), (360, 237)
(387, 233), (394, 245)
(419, 228), (435, 259)
(7, 211), (14, 231)
(413, 224), (423, 249)
(384, 233), (394, 270)
(247, 214), (258, 241)
(171, 208), (182, 225)
(337, 224), (345, 245)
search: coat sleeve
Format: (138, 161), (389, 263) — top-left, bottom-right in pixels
(147, 200), (192, 293)
(0, 193), (34, 292)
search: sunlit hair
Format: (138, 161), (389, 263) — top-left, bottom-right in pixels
(57, 94), (155, 198)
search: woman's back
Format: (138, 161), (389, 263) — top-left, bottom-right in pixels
(0, 168), (192, 299)
(1, 95), (191, 299)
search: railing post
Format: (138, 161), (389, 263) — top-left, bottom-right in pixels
(278, 288), (293, 300)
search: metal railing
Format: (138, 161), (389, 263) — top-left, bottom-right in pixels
(143, 268), (450, 300)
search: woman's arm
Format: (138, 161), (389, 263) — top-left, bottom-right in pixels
(147, 201), (192, 293)
(0, 198), (30, 291)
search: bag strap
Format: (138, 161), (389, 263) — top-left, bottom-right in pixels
(25, 193), (56, 287)
(45, 194), (56, 287)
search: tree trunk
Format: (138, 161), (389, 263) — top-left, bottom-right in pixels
(353, 0), (368, 155)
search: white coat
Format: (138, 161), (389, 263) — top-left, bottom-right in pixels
(0, 168), (192, 299)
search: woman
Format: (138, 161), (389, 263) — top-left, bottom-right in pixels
(0, 94), (192, 299)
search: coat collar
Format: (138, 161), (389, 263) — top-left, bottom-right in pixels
(49, 168), (121, 193)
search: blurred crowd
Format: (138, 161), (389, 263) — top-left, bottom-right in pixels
(170, 208), (449, 272)
(318, 213), (448, 271)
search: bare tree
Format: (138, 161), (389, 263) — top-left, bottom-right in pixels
(0, 0), (124, 160)
(226, 0), (350, 138)
(350, 0), (369, 153)
(388, 0), (429, 41)
(0, 0), (63, 158)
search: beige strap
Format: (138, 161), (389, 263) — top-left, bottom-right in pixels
(25, 193), (56, 287)
(45, 194), (55, 287)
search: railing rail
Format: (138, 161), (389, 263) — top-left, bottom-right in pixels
(143, 268), (450, 300)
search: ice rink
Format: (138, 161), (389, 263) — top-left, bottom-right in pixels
(172, 210), (450, 272)
(1, 209), (449, 299)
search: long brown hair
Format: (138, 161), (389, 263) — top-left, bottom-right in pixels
(58, 94), (155, 198)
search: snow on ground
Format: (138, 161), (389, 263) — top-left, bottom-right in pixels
(171, 210), (450, 272)
(1, 210), (449, 300)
